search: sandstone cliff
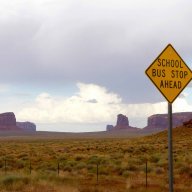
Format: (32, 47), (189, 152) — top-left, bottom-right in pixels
(0, 112), (19, 131)
(143, 112), (192, 131)
(107, 112), (192, 133)
(0, 112), (36, 132)
(16, 122), (36, 132)
(106, 114), (139, 131)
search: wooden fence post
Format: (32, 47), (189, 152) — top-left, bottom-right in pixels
(4, 159), (7, 174)
(30, 161), (32, 175)
(97, 163), (99, 184)
(146, 160), (148, 188)
(58, 162), (60, 176)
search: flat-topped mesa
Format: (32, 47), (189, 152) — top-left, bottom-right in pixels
(144, 112), (192, 131)
(0, 112), (18, 130)
(0, 112), (36, 132)
(16, 122), (36, 132)
(0, 112), (16, 125)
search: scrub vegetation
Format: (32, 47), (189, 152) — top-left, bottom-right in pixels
(0, 126), (191, 191)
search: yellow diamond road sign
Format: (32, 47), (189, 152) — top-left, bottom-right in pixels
(145, 44), (192, 103)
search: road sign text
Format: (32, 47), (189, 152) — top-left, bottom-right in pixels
(145, 44), (192, 103)
(157, 59), (183, 68)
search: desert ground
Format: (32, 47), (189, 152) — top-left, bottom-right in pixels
(0, 126), (191, 192)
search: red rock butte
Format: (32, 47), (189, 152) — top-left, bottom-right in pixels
(144, 112), (192, 131)
(0, 112), (36, 132)
(107, 112), (192, 133)
(106, 114), (139, 131)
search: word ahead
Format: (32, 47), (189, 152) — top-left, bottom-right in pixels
(145, 44), (192, 103)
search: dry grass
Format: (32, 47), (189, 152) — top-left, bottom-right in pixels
(0, 126), (191, 191)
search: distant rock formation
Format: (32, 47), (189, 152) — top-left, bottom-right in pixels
(116, 114), (129, 128)
(0, 112), (16, 126)
(106, 114), (139, 131)
(183, 119), (192, 128)
(16, 122), (36, 132)
(0, 112), (18, 131)
(107, 112), (192, 133)
(106, 125), (114, 131)
(143, 112), (192, 131)
(0, 112), (36, 132)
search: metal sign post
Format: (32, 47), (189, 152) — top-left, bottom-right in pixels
(168, 103), (173, 192)
(145, 44), (192, 192)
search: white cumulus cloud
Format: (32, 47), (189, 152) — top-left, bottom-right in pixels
(17, 83), (122, 124)
(17, 82), (192, 131)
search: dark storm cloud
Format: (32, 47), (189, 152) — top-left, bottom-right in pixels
(1, 0), (192, 103)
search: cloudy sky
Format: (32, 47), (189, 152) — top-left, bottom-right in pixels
(1, 0), (192, 132)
